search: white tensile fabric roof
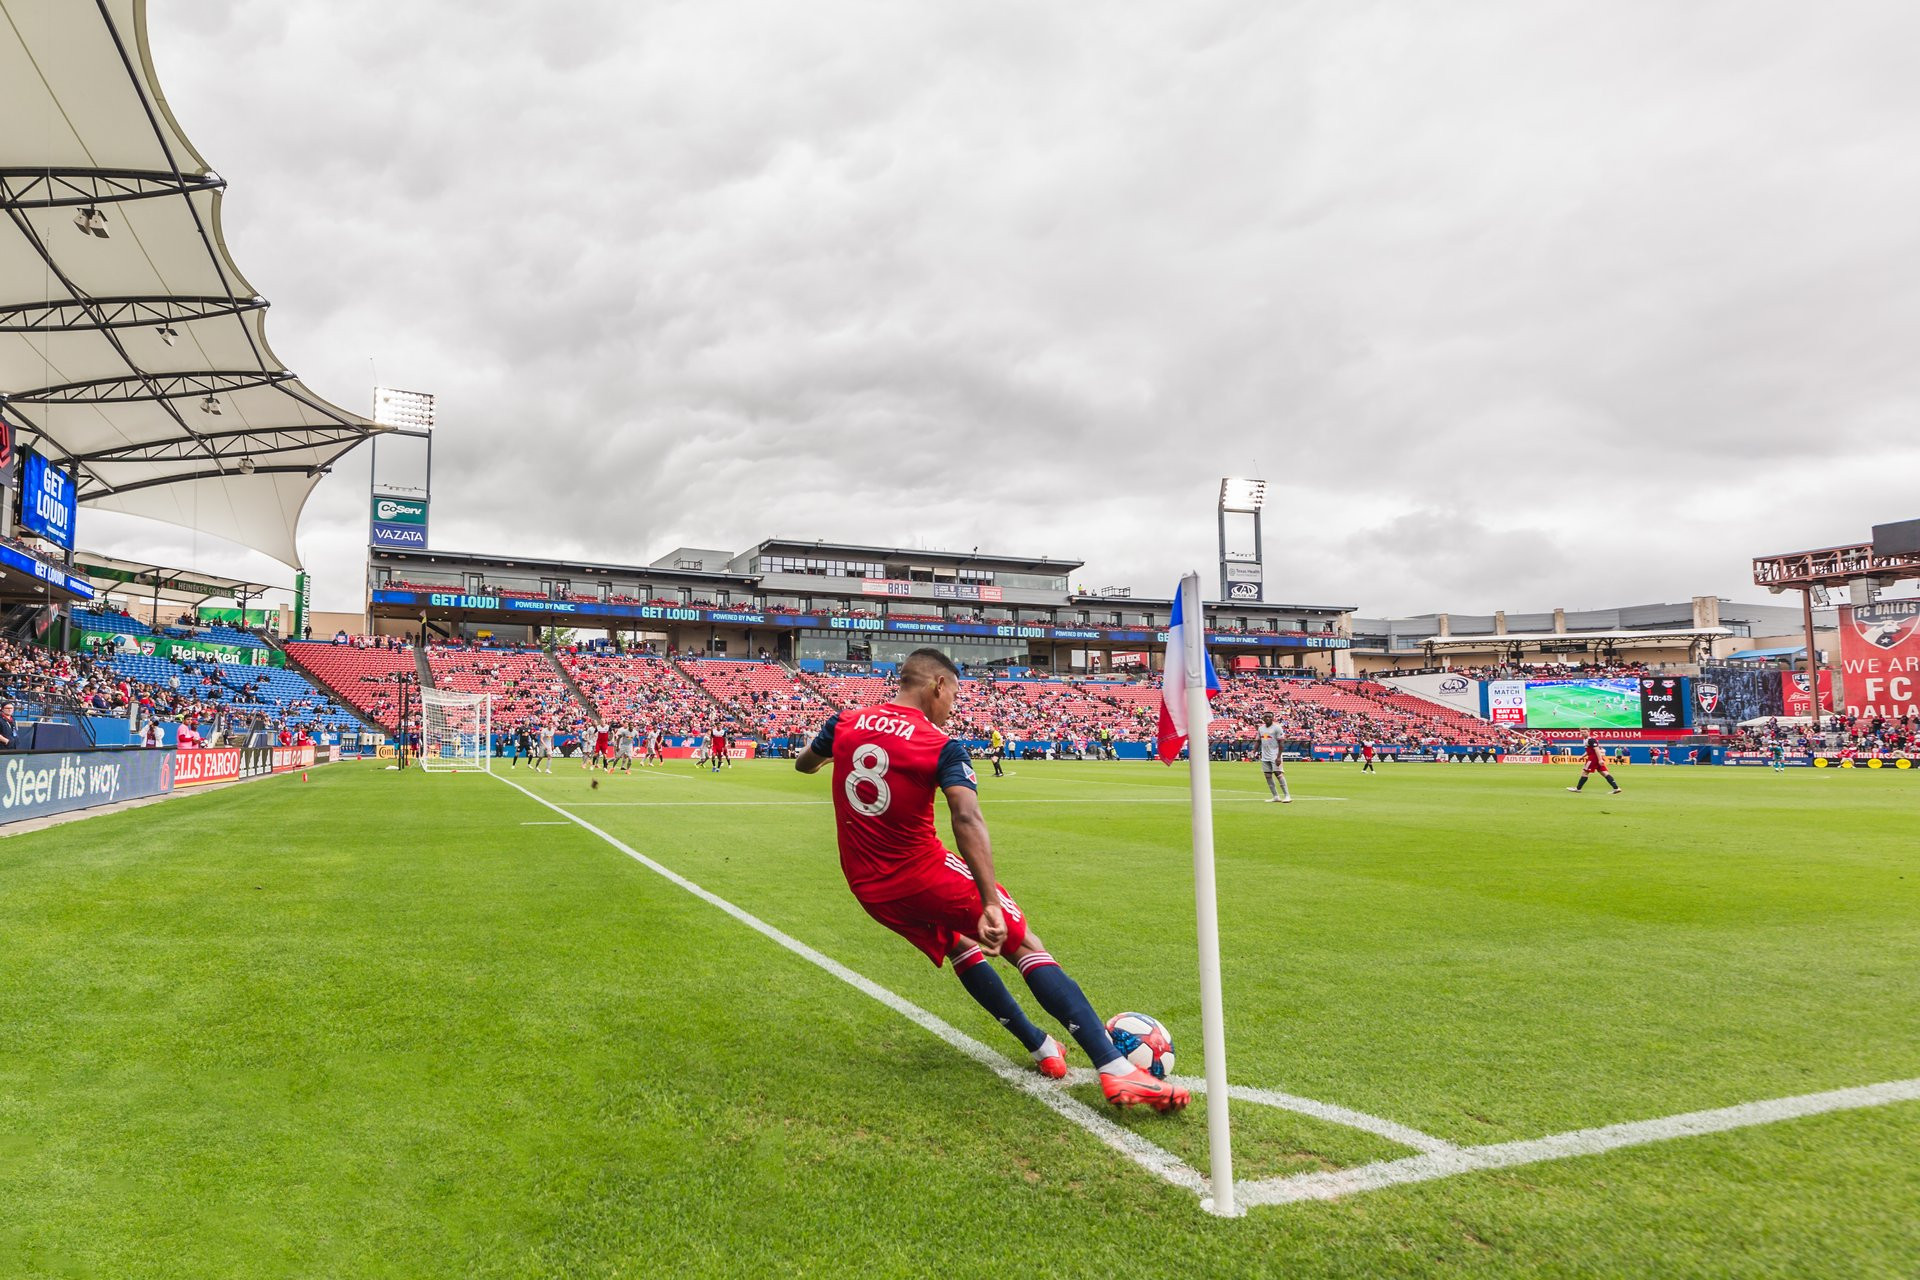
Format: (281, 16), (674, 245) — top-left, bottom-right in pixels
(0, 0), (382, 568)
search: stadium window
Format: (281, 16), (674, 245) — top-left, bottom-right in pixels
(1109, 612), (1123, 627)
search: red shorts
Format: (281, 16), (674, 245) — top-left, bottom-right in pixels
(1583, 758), (1609, 775)
(858, 856), (1031, 966)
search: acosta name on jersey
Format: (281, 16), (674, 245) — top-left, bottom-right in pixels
(854, 712), (918, 739)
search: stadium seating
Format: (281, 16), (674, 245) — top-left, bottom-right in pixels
(95, 648), (366, 739)
(285, 641), (418, 732)
(678, 658), (834, 739)
(559, 652), (715, 734)
(71, 607), (154, 635)
(423, 646), (577, 731)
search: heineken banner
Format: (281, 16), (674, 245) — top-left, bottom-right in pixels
(81, 629), (284, 668)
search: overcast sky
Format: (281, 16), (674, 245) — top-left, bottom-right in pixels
(87, 0), (1920, 617)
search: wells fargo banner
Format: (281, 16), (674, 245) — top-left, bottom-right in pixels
(175, 744), (316, 787)
(174, 746), (243, 787)
(1838, 599), (1920, 720)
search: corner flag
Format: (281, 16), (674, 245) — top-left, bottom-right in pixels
(1156, 583), (1220, 763)
(1170, 571), (1237, 1216)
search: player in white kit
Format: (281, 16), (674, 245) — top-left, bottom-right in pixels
(1256, 712), (1291, 803)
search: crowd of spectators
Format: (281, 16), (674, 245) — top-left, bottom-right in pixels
(0, 636), (363, 745)
(1726, 712), (1919, 757)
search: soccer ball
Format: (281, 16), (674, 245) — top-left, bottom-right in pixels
(1105, 1011), (1175, 1079)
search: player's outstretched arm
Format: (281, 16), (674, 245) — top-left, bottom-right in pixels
(943, 783), (1007, 954)
(795, 713), (839, 774)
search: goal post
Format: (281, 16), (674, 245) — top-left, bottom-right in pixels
(419, 688), (492, 773)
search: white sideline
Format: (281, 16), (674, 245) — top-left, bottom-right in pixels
(1235, 1077), (1920, 1208)
(562, 797), (1342, 808)
(490, 773), (1204, 1195)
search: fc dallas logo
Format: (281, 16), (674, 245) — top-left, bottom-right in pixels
(1696, 683), (1721, 714)
(1854, 603), (1920, 651)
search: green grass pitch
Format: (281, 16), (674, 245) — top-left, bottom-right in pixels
(3, 758), (1916, 1277)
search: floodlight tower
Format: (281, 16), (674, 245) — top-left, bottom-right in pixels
(1218, 478), (1267, 603)
(367, 386), (435, 549)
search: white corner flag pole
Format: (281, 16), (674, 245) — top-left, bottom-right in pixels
(1180, 571), (1237, 1216)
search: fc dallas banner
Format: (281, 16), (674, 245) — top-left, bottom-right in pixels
(1838, 599), (1920, 720)
(1780, 670), (1834, 717)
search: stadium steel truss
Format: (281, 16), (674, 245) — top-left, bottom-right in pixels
(0, 0), (383, 568)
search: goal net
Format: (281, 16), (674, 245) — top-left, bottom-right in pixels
(419, 688), (492, 773)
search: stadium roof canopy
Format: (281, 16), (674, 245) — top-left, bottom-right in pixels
(748, 538), (1083, 574)
(0, 0), (382, 568)
(74, 551), (280, 609)
(1727, 645), (1807, 661)
(1419, 627), (1732, 648)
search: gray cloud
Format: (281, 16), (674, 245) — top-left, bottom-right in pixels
(85, 0), (1920, 616)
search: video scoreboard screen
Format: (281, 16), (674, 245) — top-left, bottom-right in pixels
(1486, 677), (1689, 732)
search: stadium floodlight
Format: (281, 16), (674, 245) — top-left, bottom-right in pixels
(1219, 477), (1267, 513)
(237, 455), (255, 475)
(1218, 478), (1268, 602)
(200, 394), (222, 416)
(156, 324), (178, 346)
(73, 206), (109, 238)
(373, 386), (436, 432)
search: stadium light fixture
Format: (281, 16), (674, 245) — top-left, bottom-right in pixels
(373, 386), (436, 432)
(1219, 477), (1267, 513)
(199, 394), (222, 416)
(73, 206), (109, 238)
(237, 455), (255, 475)
(156, 324), (178, 346)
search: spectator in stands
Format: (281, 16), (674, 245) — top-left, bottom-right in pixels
(0, 700), (15, 750)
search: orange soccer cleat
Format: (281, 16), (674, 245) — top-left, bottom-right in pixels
(1031, 1036), (1068, 1080)
(1100, 1067), (1189, 1112)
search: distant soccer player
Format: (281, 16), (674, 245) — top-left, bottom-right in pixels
(796, 648), (1187, 1112)
(1360, 740), (1377, 774)
(537, 721), (555, 773)
(1567, 735), (1623, 794)
(709, 723), (726, 773)
(1256, 712), (1291, 803)
(614, 723), (634, 774)
(1769, 737), (1787, 772)
(591, 721), (612, 771)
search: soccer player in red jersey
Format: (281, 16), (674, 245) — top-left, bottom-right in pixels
(1359, 741), (1377, 773)
(1568, 735), (1623, 794)
(797, 648), (1187, 1112)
